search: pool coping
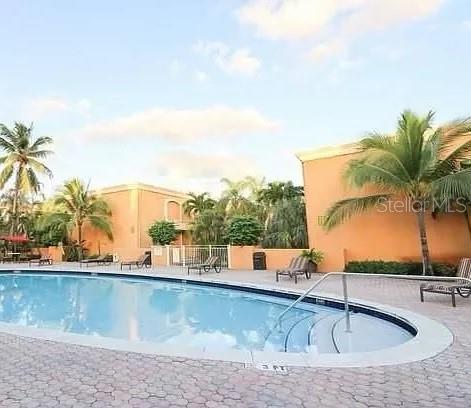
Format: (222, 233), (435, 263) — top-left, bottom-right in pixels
(0, 267), (453, 368)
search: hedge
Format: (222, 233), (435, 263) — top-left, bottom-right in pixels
(344, 261), (456, 277)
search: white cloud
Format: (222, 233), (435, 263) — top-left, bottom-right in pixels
(23, 97), (92, 119)
(462, 20), (471, 30)
(80, 105), (278, 141)
(194, 70), (209, 82)
(154, 150), (261, 194)
(194, 41), (261, 77)
(238, 0), (444, 60)
(156, 150), (259, 179)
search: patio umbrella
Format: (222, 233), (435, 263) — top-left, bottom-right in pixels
(0, 235), (30, 243)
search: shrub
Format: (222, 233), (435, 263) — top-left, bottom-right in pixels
(344, 261), (456, 277)
(225, 215), (263, 246)
(301, 248), (324, 265)
(148, 220), (178, 245)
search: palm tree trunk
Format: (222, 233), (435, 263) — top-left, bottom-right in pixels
(416, 208), (433, 276)
(77, 222), (83, 261)
(11, 179), (20, 252)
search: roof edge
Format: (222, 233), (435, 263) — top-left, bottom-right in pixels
(94, 183), (190, 199)
(296, 142), (359, 162)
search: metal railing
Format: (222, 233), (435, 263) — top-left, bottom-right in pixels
(168, 245), (229, 268)
(272, 272), (471, 334)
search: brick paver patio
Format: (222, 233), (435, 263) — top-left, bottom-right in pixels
(0, 264), (470, 407)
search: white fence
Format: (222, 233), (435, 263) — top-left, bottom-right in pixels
(167, 245), (230, 268)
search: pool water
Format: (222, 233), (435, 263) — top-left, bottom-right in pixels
(0, 273), (413, 353)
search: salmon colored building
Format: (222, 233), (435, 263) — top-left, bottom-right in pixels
(297, 144), (471, 272)
(83, 183), (191, 261)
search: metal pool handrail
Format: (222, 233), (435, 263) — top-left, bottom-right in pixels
(272, 272), (471, 333)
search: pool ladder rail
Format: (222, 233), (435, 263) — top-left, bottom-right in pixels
(270, 272), (471, 336)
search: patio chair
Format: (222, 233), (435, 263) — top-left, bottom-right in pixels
(120, 253), (151, 270)
(29, 255), (53, 267)
(1, 253), (14, 263)
(276, 256), (309, 284)
(420, 258), (471, 307)
(80, 254), (113, 267)
(187, 256), (221, 275)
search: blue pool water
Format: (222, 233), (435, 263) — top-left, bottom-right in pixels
(0, 273), (413, 353)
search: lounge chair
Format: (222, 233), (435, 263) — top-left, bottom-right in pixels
(187, 256), (221, 275)
(80, 254), (113, 267)
(120, 253), (151, 270)
(29, 255), (53, 266)
(420, 258), (471, 307)
(276, 256), (309, 284)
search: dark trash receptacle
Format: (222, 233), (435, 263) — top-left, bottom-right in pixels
(253, 252), (266, 270)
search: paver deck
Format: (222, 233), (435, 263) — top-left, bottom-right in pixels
(0, 263), (470, 407)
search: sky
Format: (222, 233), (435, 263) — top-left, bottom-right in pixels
(1, 0), (471, 196)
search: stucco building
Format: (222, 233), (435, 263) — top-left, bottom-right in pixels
(297, 144), (471, 272)
(83, 183), (191, 261)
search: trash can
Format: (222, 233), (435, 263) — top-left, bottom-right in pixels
(253, 252), (266, 270)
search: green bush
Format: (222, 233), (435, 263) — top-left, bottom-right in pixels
(301, 248), (324, 265)
(344, 260), (456, 277)
(225, 215), (263, 246)
(148, 220), (178, 245)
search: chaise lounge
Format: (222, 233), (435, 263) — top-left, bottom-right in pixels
(276, 256), (309, 284)
(420, 258), (471, 307)
(29, 255), (53, 267)
(187, 256), (221, 275)
(120, 253), (151, 270)
(80, 254), (113, 267)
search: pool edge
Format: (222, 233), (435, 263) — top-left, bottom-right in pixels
(0, 268), (454, 368)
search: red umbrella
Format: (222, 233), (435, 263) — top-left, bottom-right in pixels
(0, 235), (30, 243)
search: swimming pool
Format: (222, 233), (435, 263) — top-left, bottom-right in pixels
(0, 271), (452, 366)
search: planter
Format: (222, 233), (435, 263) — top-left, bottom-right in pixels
(307, 261), (318, 278)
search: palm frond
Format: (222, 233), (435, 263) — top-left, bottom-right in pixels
(88, 215), (113, 240)
(343, 159), (409, 190)
(432, 168), (471, 201)
(0, 164), (13, 188)
(324, 194), (392, 231)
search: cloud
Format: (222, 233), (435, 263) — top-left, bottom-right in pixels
(154, 150), (261, 194)
(194, 70), (209, 82)
(238, 0), (444, 60)
(23, 97), (91, 119)
(156, 150), (259, 179)
(194, 41), (261, 76)
(80, 105), (278, 141)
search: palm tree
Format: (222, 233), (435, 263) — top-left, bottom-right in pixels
(258, 181), (304, 206)
(183, 192), (215, 217)
(43, 178), (113, 260)
(0, 122), (53, 235)
(220, 176), (265, 217)
(324, 110), (471, 275)
(262, 197), (308, 248)
(192, 208), (226, 245)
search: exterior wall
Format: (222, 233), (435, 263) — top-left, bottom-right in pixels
(82, 184), (190, 261)
(263, 249), (306, 270)
(227, 247), (308, 270)
(301, 150), (471, 272)
(229, 246), (254, 269)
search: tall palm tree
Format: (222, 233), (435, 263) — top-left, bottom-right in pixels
(43, 179), (113, 260)
(0, 122), (53, 235)
(183, 192), (215, 217)
(262, 197), (308, 249)
(257, 181), (304, 206)
(324, 110), (471, 275)
(220, 176), (265, 217)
